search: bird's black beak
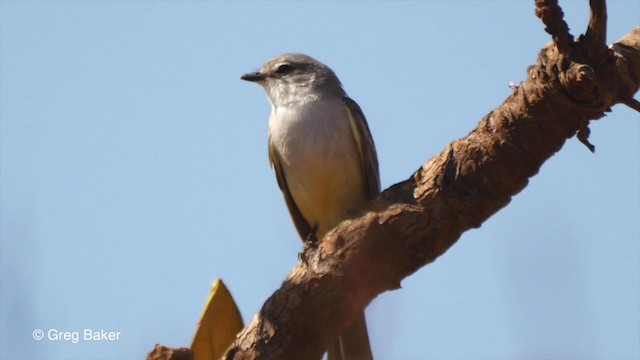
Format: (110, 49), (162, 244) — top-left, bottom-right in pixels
(240, 71), (266, 82)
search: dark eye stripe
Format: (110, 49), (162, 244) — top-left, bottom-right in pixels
(275, 64), (294, 75)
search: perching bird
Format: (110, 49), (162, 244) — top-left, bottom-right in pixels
(241, 53), (380, 360)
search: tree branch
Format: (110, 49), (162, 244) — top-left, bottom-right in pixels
(224, 4), (640, 360)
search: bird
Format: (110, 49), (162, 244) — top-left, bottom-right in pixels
(241, 53), (380, 360)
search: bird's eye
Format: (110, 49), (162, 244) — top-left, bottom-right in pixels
(275, 64), (294, 75)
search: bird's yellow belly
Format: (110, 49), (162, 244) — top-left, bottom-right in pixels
(287, 158), (367, 239)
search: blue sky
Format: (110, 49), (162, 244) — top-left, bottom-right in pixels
(1, 1), (638, 359)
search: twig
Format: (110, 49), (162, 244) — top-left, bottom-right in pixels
(535, 0), (574, 54)
(623, 97), (640, 113)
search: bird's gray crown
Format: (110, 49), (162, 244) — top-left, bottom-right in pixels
(241, 53), (346, 106)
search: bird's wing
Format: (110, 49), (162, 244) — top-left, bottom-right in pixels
(268, 139), (317, 243)
(343, 97), (381, 200)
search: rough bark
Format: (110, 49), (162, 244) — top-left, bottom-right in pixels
(220, 1), (639, 358)
(147, 345), (193, 360)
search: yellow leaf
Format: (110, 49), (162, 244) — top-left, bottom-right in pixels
(191, 279), (244, 360)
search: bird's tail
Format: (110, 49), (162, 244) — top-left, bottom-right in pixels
(327, 311), (373, 360)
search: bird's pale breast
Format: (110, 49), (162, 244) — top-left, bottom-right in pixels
(269, 98), (368, 238)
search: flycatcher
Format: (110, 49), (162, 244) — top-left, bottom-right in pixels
(241, 53), (380, 360)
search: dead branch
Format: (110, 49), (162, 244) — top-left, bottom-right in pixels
(221, 1), (639, 359)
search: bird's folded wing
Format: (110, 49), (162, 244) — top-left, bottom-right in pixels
(344, 97), (381, 200)
(268, 140), (316, 243)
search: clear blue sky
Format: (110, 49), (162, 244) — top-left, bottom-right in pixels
(1, 1), (638, 359)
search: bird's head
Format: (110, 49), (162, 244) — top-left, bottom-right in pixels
(241, 53), (344, 107)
